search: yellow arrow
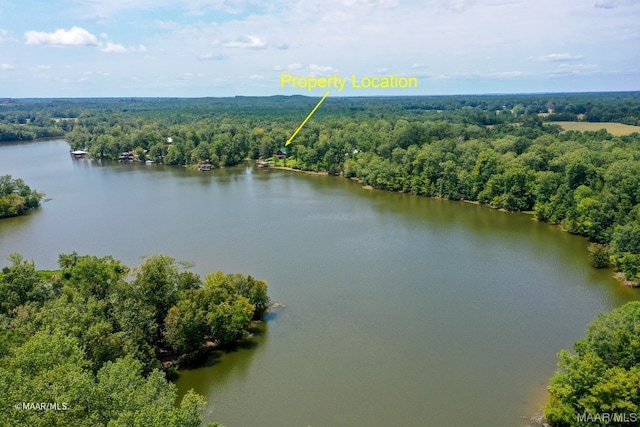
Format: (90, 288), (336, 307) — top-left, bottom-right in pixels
(285, 91), (330, 146)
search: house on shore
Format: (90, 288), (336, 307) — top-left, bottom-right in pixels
(119, 152), (136, 162)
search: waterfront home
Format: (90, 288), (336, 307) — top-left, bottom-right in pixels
(276, 148), (287, 159)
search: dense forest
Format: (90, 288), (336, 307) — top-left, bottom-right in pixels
(545, 301), (640, 426)
(0, 252), (268, 427)
(0, 175), (44, 219)
(2, 93), (640, 285)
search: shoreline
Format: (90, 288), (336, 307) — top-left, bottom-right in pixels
(27, 139), (640, 290)
(265, 164), (332, 176)
(269, 161), (638, 289)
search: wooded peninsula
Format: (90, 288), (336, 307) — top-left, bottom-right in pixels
(0, 252), (267, 427)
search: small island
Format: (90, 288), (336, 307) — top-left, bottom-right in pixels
(0, 175), (44, 219)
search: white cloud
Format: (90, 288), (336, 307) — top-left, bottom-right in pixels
(1, 63), (15, 70)
(223, 35), (267, 49)
(538, 53), (584, 62)
(275, 63), (338, 77)
(24, 26), (145, 54)
(100, 42), (127, 53)
(25, 26), (98, 46)
(99, 43), (146, 53)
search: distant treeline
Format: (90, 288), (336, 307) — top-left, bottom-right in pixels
(2, 94), (640, 284)
(1, 92), (639, 142)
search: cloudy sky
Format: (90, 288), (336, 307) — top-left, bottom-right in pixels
(1, 0), (639, 97)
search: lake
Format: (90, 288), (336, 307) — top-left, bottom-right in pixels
(1, 139), (638, 426)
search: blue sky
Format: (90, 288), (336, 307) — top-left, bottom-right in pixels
(1, 0), (639, 97)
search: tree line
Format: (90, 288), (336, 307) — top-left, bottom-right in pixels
(0, 252), (269, 427)
(45, 95), (640, 286)
(2, 95), (640, 283)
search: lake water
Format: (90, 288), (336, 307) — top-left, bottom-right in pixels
(1, 139), (638, 427)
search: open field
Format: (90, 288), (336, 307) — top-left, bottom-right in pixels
(552, 121), (640, 136)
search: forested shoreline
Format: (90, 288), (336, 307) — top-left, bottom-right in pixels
(0, 252), (268, 427)
(2, 93), (639, 285)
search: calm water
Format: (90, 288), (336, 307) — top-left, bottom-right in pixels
(1, 139), (638, 427)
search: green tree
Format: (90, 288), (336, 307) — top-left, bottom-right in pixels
(0, 330), (94, 427)
(164, 298), (206, 353)
(0, 175), (45, 218)
(90, 357), (206, 427)
(58, 252), (127, 300)
(0, 254), (49, 315)
(610, 223), (640, 284)
(546, 302), (640, 426)
(132, 255), (181, 340)
(587, 243), (610, 268)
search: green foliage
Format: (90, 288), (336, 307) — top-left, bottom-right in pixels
(5, 94), (640, 278)
(576, 302), (640, 370)
(164, 299), (207, 353)
(0, 330), (95, 427)
(132, 255), (181, 341)
(0, 253), (49, 315)
(610, 223), (640, 284)
(58, 252), (128, 299)
(0, 332), (206, 427)
(0, 252), (267, 427)
(0, 175), (44, 218)
(546, 302), (640, 426)
(587, 243), (610, 268)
